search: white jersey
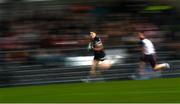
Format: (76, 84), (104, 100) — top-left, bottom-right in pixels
(141, 39), (156, 55)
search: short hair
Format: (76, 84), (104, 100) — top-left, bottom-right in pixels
(139, 31), (145, 34)
(137, 31), (145, 36)
(90, 31), (96, 34)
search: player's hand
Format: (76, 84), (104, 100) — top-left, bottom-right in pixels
(87, 43), (93, 51)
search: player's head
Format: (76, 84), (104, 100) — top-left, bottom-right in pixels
(137, 32), (145, 40)
(90, 31), (96, 39)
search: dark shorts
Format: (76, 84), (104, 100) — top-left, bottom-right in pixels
(94, 51), (106, 61)
(140, 54), (157, 68)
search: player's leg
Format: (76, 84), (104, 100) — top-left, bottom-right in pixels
(154, 63), (170, 71)
(150, 54), (170, 71)
(98, 51), (111, 71)
(138, 61), (146, 75)
(90, 59), (99, 75)
(138, 55), (146, 75)
(99, 59), (112, 71)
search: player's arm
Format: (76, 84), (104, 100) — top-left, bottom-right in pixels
(87, 42), (93, 51)
(137, 41), (144, 53)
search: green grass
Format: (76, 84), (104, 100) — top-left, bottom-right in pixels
(0, 77), (180, 103)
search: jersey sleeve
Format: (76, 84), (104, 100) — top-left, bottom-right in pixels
(138, 41), (144, 46)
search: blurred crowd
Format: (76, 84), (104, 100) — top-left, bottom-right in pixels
(0, 0), (179, 65)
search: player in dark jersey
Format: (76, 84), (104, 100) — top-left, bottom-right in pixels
(88, 32), (110, 75)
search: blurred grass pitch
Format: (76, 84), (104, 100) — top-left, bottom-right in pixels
(0, 77), (180, 103)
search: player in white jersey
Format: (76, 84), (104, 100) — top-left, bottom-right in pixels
(137, 32), (170, 74)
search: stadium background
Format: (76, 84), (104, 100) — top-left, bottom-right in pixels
(0, 0), (179, 103)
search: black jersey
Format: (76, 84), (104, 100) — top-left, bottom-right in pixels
(91, 36), (106, 61)
(92, 36), (103, 50)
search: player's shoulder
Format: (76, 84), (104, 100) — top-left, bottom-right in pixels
(142, 38), (151, 43)
(94, 36), (101, 41)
